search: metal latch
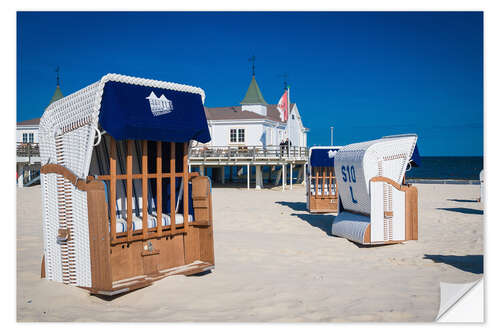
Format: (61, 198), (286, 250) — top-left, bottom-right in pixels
(57, 228), (71, 243)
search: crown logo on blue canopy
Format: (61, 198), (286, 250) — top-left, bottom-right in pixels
(146, 91), (173, 116)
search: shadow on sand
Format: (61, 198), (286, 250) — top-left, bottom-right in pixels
(291, 213), (333, 235)
(291, 213), (402, 247)
(276, 201), (307, 212)
(423, 254), (483, 274)
(437, 207), (483, 215)
(350, 241), (400, 249)
(447, 199), (479, 203)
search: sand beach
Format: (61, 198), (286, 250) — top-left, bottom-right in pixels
(16, 183), (483, 322)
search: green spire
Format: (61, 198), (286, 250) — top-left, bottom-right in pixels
(241, 75), (267, 105)
(48, 85), (63, 106)
(48, 67), (64, 106)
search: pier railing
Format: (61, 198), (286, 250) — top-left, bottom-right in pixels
(190, 145), (308, 163)
(17, 142), (40, 157)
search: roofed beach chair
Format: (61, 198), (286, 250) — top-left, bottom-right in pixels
(306, 146), (342, 213)
(332, 134), (419, 245)
(39, 74), (215, 295)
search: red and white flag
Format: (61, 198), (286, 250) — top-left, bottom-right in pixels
(277, 90), (289, 122)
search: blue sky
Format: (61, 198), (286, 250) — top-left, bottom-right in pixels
(17, 11), (483, 156)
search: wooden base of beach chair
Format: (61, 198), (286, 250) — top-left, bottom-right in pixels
(308, 166), (339, 214)
(85, 175), (215, 295)
(309, 196), (339, 214)
(41, 164), (215, 295)
(85, 261), (214, 296)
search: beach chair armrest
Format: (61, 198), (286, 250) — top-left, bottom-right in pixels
(41, 163), (88, 191)
(369, 176), (414, 197)
(370, 176), (405, 191)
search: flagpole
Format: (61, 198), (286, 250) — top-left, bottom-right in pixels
(287, 85), (290, 158)
(287, 86), (292, 189)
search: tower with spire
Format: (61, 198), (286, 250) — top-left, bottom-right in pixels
(240, 56), (268, 117)
(48, 66), (64, 107)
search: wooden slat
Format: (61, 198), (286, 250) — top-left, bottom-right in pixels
(126, 140), (133, 242)
(86, 180), (112, 291)
(314, 167), (319, 199)
(170, 142), (176, 233)
(142, 140), (148, 240)
(183, 142), (189, 231)
(110, 137), (117, 242)
(363, 224), (371, 244)
(328, 168), (333, 196)
(405, 185), (419, 241)
(203, 177), (215, 263)
(156, 141), (163, 237)
(111, 227), (187, 245)
(322, 167), (326, 199)
(87, 172), (199, 181)
(41, 255), (45, 278)
(411, 187), (419, 240)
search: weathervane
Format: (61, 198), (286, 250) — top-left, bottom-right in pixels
(55, 66), (60, 86)
(278, 73), (288, 90)
(248, 56), (256, 76)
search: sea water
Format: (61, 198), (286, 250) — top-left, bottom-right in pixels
(193, 156), (483, 184)
(406, 156), (483, 180)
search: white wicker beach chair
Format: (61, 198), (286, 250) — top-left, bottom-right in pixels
(39, 74), (215, 295)
(306, 146), (342, 213)
(332, 134), (419, 245)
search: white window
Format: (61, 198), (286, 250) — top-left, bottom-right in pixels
(230, 128), (245, 143)
(22, 133), (27, 143)
(230, 129), (237, 143)
(238, 129), (245, 143)
(28, 133), (34, 143)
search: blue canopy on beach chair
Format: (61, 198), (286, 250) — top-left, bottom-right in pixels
(410, 144), (421, 167)
(310, 148), (340, 168)
(99, 80), (211, 143)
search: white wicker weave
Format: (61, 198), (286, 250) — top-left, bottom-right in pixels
(39, 74), (206, 288)
(332, 134), (417, 244)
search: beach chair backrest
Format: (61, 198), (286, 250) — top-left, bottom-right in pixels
(334, 135), (417, 215)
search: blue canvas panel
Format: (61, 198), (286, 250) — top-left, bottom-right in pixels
(99, 80), (211, 143)
(410, 144), (421, 167)
(310, 148), (340, 167)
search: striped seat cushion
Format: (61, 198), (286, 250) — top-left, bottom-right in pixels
(310, 184), (336, 195)
(111, 213), (193, 233)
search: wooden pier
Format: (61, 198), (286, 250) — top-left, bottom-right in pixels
(16, 142), (309, 190)
(16, 142), (41, 187)
(189, 145), (308, 190)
